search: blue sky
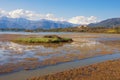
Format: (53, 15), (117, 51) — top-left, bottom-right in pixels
(0, 0), (120, 24)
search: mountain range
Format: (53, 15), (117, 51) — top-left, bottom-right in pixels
(0, 17), (120, 30)
(88, 18), (120, 28)
(0, 17), (75, 30)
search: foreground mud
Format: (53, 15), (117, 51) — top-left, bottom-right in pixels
(28, 59), (120, 80)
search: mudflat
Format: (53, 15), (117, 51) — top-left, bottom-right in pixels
(0, 33), (120, 80)
(28, 59), (120, 80)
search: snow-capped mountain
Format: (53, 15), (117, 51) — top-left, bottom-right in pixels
(0, 17), (76, 30)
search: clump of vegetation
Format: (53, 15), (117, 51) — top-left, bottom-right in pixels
(106, 28), (120, 33)
(12, 35), (73, 44)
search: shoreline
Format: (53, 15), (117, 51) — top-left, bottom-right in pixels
(0, 32), (120, 80)
(29, 58), (120, 80)
(0, 53), (120, 80)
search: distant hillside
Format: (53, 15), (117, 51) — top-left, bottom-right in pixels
(0, 17), (75, 30)
(88, 18), (120, 28)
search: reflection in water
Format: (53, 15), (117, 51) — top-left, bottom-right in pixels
(0, 38), (120, 65)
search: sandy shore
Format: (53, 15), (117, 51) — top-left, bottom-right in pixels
(28, 58), (120, 80)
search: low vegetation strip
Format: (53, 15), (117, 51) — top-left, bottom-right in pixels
(28, 59), (120, 80)
(12, 35), (73, 44)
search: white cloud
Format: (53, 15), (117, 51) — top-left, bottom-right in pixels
(0, 9), (98, 24)
(7, 9), (43, 20)
(45, 14), (65, 21)
(6, 9), (65, 21)
(68, 16), (97, 24)
(0, 9), (7, 17)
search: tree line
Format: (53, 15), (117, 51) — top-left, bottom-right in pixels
(0, 26), (120, 33)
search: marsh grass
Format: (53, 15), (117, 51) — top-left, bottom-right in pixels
(106, 28), (120, 33)
(12, 35), (73, 44)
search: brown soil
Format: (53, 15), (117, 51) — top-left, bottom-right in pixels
(28, 59), (120, 80)
(0, 34), (40, 41)
(24, 58), (39, 61)
(100, 40), (120, 48)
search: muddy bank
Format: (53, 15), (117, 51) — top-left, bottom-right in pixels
(1, 33), (120, 41)
(0, 53), (120, 80)
(29, 58), (120, 80)
(0, 34), (40, 41)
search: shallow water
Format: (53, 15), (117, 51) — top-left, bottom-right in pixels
(0, 32), (73, 35)
(0, 53), (120, 80)
(0, 37), (119, 65)
(0, 32), (120, 80)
